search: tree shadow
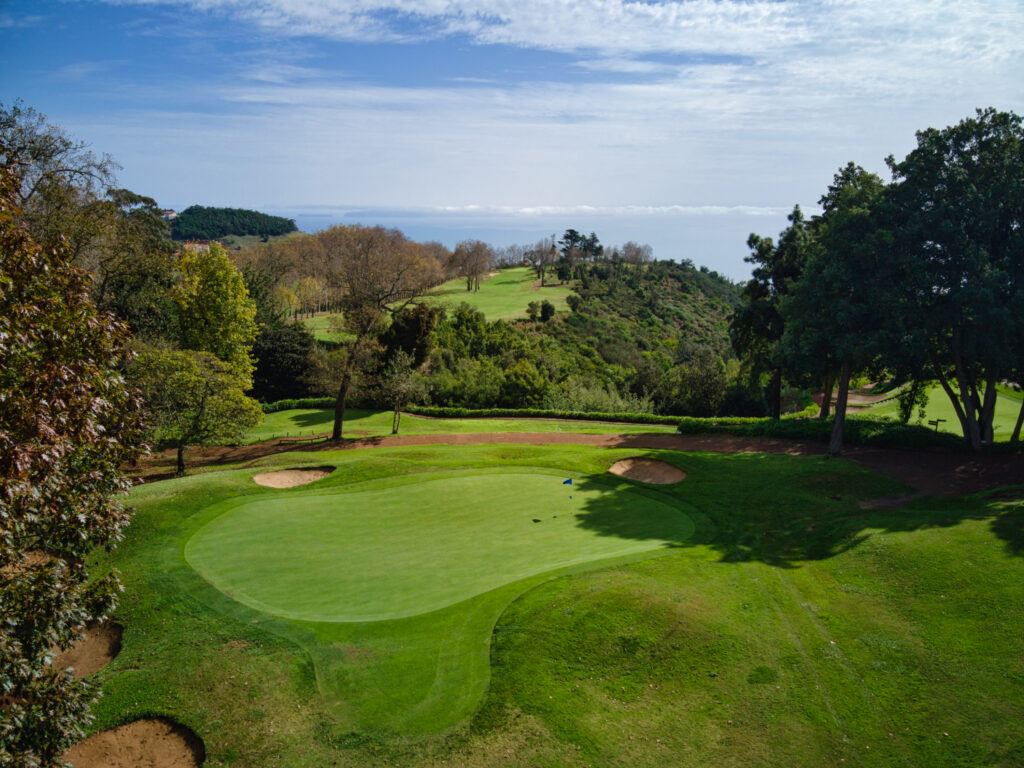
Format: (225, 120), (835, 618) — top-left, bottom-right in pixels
(570, 452), (1024, 568)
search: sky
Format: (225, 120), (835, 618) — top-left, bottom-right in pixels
(2, 0), (1022, 280)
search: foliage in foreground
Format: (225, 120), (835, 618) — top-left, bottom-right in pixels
(0, 165), (144, 767)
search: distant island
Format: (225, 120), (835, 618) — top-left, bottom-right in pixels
(170, 205), (297, 240)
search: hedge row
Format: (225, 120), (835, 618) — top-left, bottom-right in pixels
(258, 398), (969, 451)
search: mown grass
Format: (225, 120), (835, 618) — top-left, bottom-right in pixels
(245, 407), (678, 443)
(85, 443), (1024, 767)
(862, 382), (1022, 441)
(420, 266), (573, 320)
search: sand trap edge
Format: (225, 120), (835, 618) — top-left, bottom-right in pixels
(608, 458), (686, 485)
(252, 465), (336, 488)
(52, 621), (123, 678)
(63, 717), (205, 768)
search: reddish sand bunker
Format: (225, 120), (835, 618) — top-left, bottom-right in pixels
(53, 622), (123, 678)
(64, 718), (205, 768)
(608, 458), (686, 484)
(252, 466), (334, 488)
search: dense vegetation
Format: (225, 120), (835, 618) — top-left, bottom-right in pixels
(170, 205), (297, 240)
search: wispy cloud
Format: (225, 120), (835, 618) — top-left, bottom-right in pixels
(0, 11), (45, 28)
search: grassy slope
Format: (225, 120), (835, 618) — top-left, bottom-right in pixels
(421, 266), (573, 320)
(85, 442), (1024, 767)
(246, 408), (678, 442)
(862, 383), (1022, 441)
(300, 267), (572, 341)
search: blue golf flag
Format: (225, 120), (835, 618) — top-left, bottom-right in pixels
(562, 478), (572, 485)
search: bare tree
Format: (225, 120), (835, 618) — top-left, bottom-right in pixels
(453, 239), (494, 292)
(525, 236), (557, 286)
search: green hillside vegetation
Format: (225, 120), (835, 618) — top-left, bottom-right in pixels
(862, 383), (1023, 441)
(172, 205), (297, 240)
(423, 266), (573, 319)
(86, 443), (1024, 767)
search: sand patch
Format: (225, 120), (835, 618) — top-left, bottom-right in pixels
(52, 622), (123, 678)
(252, 466), (334, 488)
(608, 458), (686, 484)
(1, 550), (55, 576)
(63, 718), (205, 768)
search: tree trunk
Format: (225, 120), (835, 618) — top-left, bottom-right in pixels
(819, 369), (834, 420)
(1011, 397), (1024, 444)
(769, 369), (782, 420)
(393, 408), (401, 434)
(331, 371), (352, 441)
(979, 378), (997, 445)
(176, 444), (186, 476)
(829, 361), (852, 456)
(932, 355), (970, 437)
(951, 341), (982, 451)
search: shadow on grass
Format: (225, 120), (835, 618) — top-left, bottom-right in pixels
(569, 452), (1024, 567)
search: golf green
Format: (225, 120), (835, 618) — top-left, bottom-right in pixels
(185, 470), (695, 622)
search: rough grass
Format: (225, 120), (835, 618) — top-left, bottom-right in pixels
(86, 443), (1024, 767)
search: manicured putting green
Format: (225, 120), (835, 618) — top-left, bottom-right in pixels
(185, 470), (694, 622)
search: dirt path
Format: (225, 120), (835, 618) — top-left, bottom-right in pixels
(135, 431), (1023, 497)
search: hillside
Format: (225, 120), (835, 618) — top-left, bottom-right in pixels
(171, 205), (297, 240)
(422, 266), (573, 319)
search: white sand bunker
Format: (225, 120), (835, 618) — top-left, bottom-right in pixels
(52, 622), (123, 678)
(608, 458), (686, 484)
(63, 718), (205, 768)
(252, 466), (334, 488)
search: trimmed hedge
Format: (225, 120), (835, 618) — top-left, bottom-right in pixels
(258, 399), (973, 451)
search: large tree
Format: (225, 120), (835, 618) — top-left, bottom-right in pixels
(173, 242), (258, 383)
(317, 225), (443, 439)
(129, 349), (263, 474)
(782, 164), (897, 454)
(888, 108), (1024, 450)
(729, 206), (812, 418)
(0, 165), (144, 766)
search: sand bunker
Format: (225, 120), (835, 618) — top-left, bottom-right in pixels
(252, 466), (334, 488)
(52, 622), (123, 678)
(608, 458), (686, 484)
(63, 718), (205, 768)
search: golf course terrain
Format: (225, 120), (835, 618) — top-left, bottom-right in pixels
(81, 433), (1024, 767)
(302, 267), (572, 342)
(862, 383), (1023, 441)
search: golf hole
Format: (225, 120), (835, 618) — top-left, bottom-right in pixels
(608, 458), (686, 484)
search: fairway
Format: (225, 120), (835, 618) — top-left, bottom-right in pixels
(185, 470), (694, 622)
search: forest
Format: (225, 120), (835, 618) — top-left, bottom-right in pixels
(170, 204), (297, 240)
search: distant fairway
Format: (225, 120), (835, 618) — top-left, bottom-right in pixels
(185, 470), (693, 622)
(418, 266), (573, 320)
(862, 383), (1022, 441)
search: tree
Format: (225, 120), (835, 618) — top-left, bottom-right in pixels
(173, 242), (258, 383)
(888, 108), (1024, 451)
(375, 350), (424, 434)
(0, 100), (118, 256)
(782, 164), (896, 454)
(129, 349), (263, 474)
(452, 239), (493, 292)
(729, 206), (812, 418)
(525, 236), (557, 286)
(671, 347), (728, 416)
(0, 164), (144, 766)
(317, 225), (443, 439)
(539, 299), (556, 322)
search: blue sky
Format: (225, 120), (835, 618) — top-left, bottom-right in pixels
(2, 0), (1022, 279)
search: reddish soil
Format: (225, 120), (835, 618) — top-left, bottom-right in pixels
(63, 718), (204, 768)
(52, 622), (123, 678)
(134, 431), (1022, 497)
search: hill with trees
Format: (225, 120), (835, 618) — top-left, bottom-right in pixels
(170, 205), (297, 240)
